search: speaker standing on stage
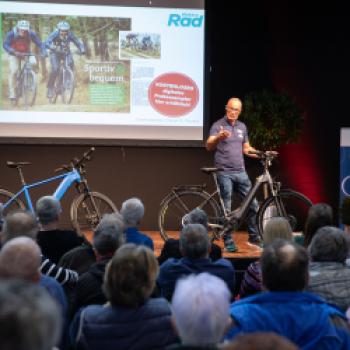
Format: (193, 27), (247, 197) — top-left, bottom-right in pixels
(206, 97), (262, 252)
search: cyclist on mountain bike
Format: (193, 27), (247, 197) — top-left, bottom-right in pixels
(3, 20), (46, 104)
(45, 21), (85, 99)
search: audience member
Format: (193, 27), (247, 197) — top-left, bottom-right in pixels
(0, 236), (68, 349)
(120, 197), (154, 250)
(158, 208), (222, 265)
(220, 332), (299, 350)
(157, 223), (235, 301)
(239, 217), (293, 298)
(72, 243), (178, 349)
(304, 203), (333, 247)
(227, 240), (350, 349)
(36, 196), (82, 263)
(170, 273), (231, 349)
(0, 279), (61, 350)
(58, 212), (123, 275)
(307, 226), (350, 311)
(70, 213), (125, 316)
(1, 209), (78, 285)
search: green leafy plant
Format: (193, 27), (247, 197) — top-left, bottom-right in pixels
(340, 196), (350, 225)
(241, 90), (304, 150)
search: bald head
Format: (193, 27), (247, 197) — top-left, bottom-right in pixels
(0, 236), (42, 282)
(225, 97), (242, 124)
(1, 210), (39, 243)
(261, 239), (309, 292)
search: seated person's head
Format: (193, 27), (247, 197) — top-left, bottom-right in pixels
(263, 217), (293, 245)
(35, 196), (61, 227)
(1, 209), (38, 244)
(308, 226), (349, 263)
(179, 223), (210, 259)
(261, 240), (309, 292)
(220, 332), (299, 350)
(103, 243), (158, 308)
(171, 272), (231, 346)
(0, 236), (41, 282)
(93, 213), (125, 258)
(0, 279), (61, 350)
(120, 197), (144, 228)
(304, 203), (333, 246)
(182, 208), (208, 228)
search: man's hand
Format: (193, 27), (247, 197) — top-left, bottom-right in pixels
(217, 126), (231, 141)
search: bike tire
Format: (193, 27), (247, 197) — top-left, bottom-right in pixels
(0, 189), (26, 216)
(23, 70), (36, 109)
(158, 189), (222, 241)
(61, 68), (75, 104)
(257, 189), (312, 237)
(70, 191), (118, 236)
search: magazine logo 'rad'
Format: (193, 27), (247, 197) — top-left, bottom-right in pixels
(168, 14), (203, 27)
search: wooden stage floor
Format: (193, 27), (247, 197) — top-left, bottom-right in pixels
(86, 230), (262, 260)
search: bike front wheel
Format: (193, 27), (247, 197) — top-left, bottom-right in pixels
(70, 191), (118, 236)
(0, 189), (26, 216)
(22, 70), (36, 109)
(61, 68), (75, 104)
(257, 189), (312, 237)
(158, 189), (222, 241)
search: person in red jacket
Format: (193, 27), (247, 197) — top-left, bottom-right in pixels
(3, 20), (46, 103)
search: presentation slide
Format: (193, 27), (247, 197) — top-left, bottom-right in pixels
(0, 1), (205, 143)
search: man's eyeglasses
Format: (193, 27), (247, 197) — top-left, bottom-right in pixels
(225, 106), (241, 112)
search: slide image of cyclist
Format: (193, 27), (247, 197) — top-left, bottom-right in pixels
(2, 19), (46, 107)
(1, 14), (131, 112)
(45, 21), (85, 99)
(120, 32), (161, 59)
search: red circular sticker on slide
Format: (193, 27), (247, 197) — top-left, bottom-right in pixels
(148, 73), (199, 117)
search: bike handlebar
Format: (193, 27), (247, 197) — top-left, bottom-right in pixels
(248, 150), (278, 158)
(54, 147), (95, 173)
(14, 52), (35, 57)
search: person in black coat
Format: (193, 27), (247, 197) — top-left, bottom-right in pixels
(70, 213), (125, 318)
(36, 196), (83, 264)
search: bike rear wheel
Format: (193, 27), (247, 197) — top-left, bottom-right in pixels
(22, 70), (36, 109)
(257, 189), (312, 237)
(61, 68), (75, 104)
(0, 189), (26, 216)
(70, 191), (117, 236)
(158, 189), (222, 241)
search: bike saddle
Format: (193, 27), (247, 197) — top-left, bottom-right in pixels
(6, 161), (31, 168)
(201, 167), (222, 174)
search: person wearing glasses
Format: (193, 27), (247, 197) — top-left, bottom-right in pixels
(206, 97), (261, 252)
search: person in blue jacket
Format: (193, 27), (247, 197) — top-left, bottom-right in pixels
(227, 239), (350, 350)
(3, 20), (46, 102)
(45, 21), (84, 98)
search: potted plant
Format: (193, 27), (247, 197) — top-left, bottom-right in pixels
(241, 90), (304, 150)
(340, 196), (350, 233)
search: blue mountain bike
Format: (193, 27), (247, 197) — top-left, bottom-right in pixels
(0, 147), (117, 235)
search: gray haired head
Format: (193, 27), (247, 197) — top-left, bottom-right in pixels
(93, 212), (125, 255)
(263, 217), (293, 245)
(36, 196), (61, 225)
(0, 279), (62, 350)
(120, 197), (144, 227)
(182, 208), (208, 228)
(309, 226), (350, 263)
(0, 236), (41, 282)
(171, 272), (231, 346)
(179, 223), (210, 259)
(2, 209), (39, 243)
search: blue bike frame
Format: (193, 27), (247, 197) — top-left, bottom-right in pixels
(3, 168), (81, 214)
